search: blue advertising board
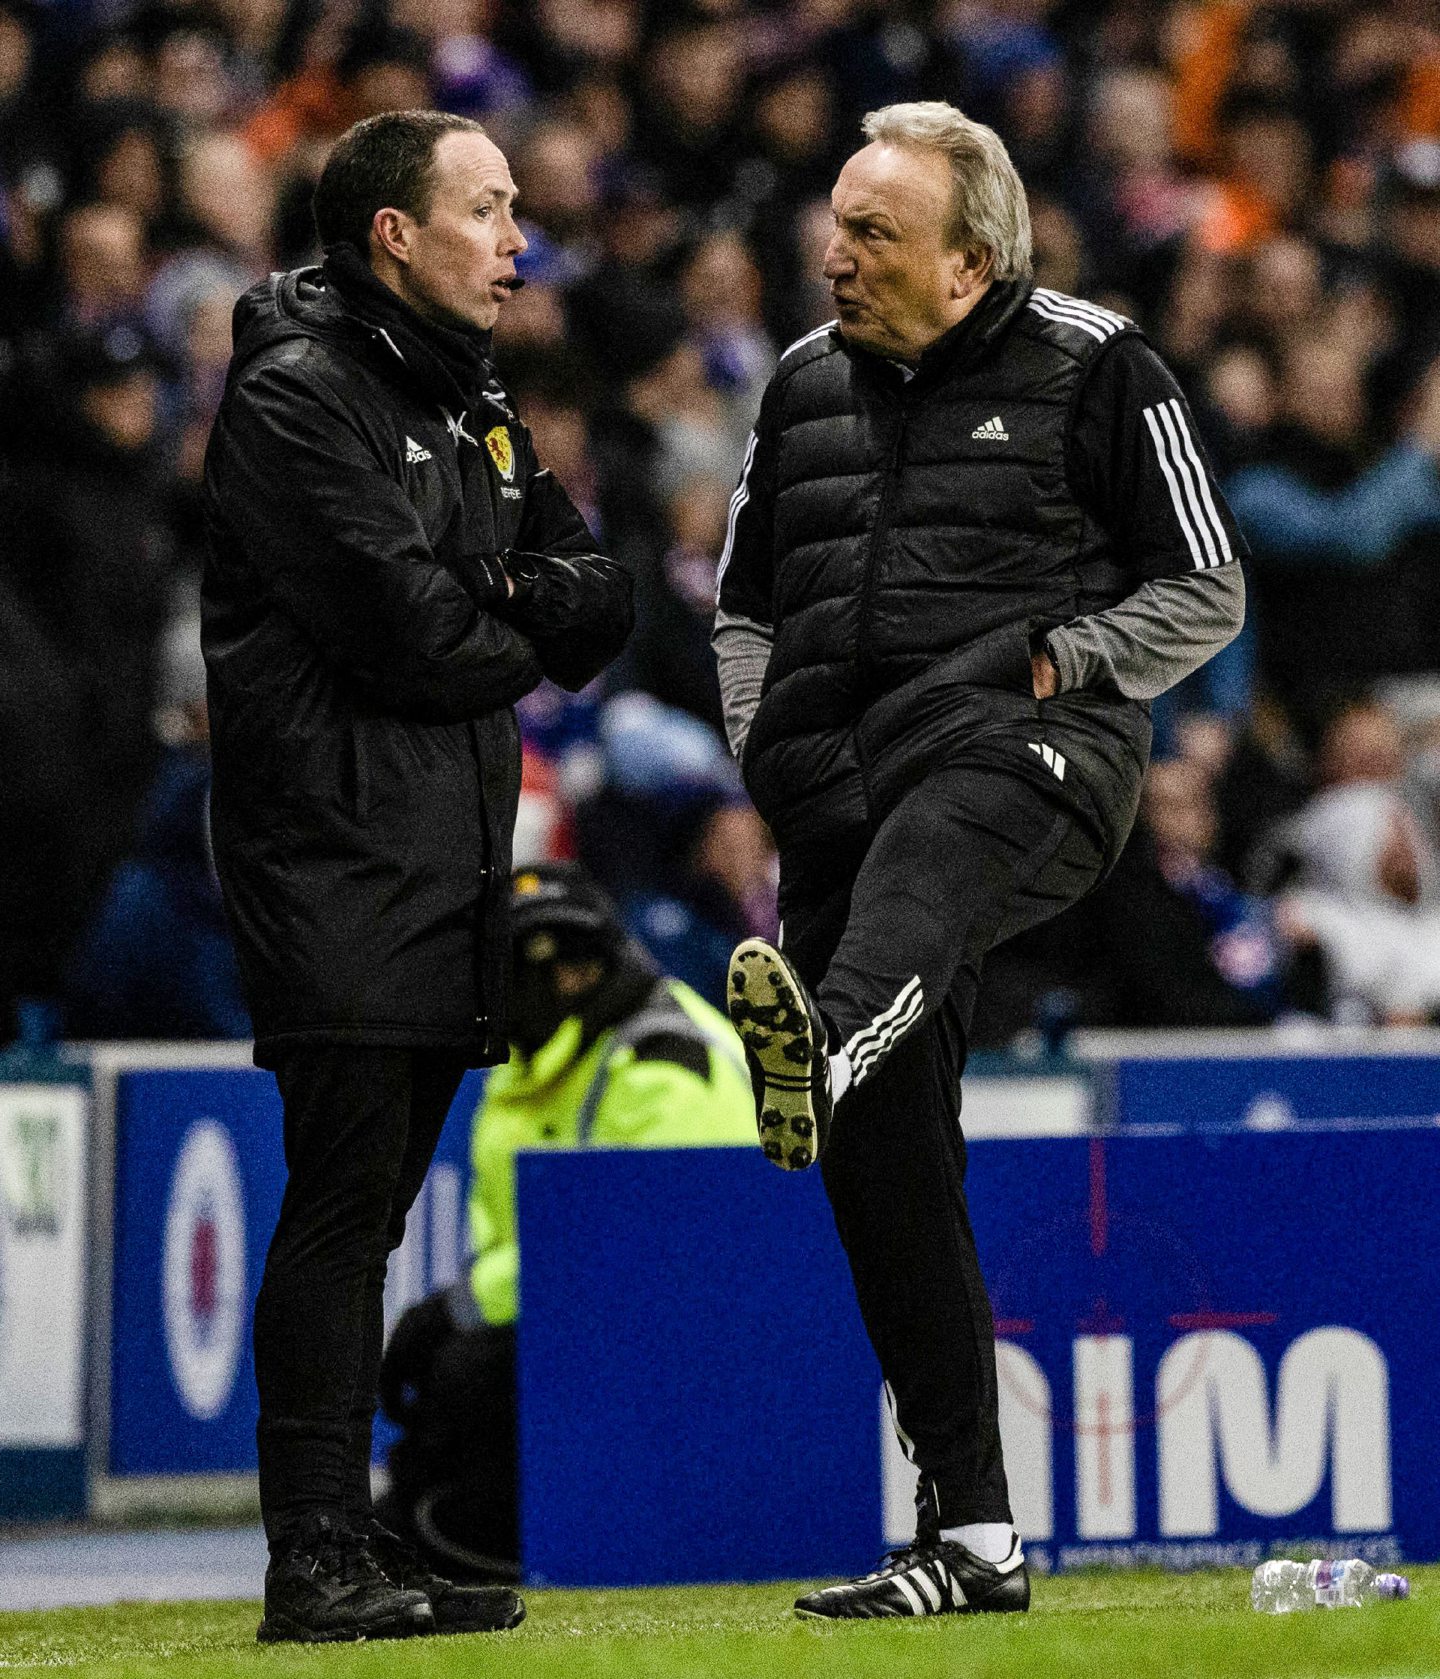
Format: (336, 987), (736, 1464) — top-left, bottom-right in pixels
(518, 1126), (1437, 1586)
(518, 1150), (878, 1586)
(108, 1064), (480, 1477)
(1103, 1049), (1440, 1132)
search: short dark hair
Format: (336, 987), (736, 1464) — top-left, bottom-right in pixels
(312, 109), (487, 255)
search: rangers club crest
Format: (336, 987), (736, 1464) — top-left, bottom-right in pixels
(485, 425), (515, 481)
(163, 1121), (246, 1421)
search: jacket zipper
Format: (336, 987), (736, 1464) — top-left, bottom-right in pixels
(857, 403), (908, 681)
(854, 401), (908, 804)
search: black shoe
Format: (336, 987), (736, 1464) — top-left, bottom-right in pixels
(794, 1533), (1029, 1620)
(365, 1517), (526, 1636)
(410, 1486), (523, 1586)
(256, 1514), (435, 1643)
(727, 938), (832, 1170)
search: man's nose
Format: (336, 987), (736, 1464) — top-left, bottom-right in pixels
(822, 236), (852, 280)
(505, 217), (528, 257)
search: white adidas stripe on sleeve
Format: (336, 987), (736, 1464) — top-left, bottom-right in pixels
(1166, 398), (1233, 565)
(1143, 404), (1206, 569)
(1155, 401), (1221, 568)
(778, 320), (838, 363)
(715, 430), (759, 598)
(716, 323), (836, 600)
(1027, 294), (1107, 342)
(1142, 399), (1231, 569)
(1027, 290), (1127, 343)
(1034, 288), (1128, 333)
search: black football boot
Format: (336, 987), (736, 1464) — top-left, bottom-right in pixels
(793, 1530), (1030, 1620)
(727, 937), (832, 1170)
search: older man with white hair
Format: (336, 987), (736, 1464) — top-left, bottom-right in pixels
(714, 102), (1246, 1619)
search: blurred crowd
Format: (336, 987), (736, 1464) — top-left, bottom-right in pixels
(5, 0), (1440, 1045)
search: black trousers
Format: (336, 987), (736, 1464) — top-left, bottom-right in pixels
(781, 765), (1106, 1529)
(254, 1045), (466, 1542)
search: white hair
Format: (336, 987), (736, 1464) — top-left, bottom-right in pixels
(861, 101), (1033, 281)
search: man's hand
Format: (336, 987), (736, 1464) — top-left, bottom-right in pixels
(1031, 649), (1061, 699)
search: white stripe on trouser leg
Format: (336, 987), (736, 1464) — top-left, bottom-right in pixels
(844, 975), (922, 1066)
(884, 1380), (918, 1463)
(847, 981), (925, 1080)
(850, 989), (924, 1073)
(892, 1574), (927, 1615)
(851, 994), (924, 1082)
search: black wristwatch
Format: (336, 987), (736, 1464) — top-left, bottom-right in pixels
(501, 549), (542, 604)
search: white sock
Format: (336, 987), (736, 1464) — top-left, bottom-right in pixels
(828, 1047), (853, 1102)
(941, 1522), (1015, 1563)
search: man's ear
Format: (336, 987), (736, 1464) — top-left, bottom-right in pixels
(950, 247), (993, 300)
(372, 207), (413, 266)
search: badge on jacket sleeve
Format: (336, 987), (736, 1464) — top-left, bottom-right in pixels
(485, 425), (515, 481)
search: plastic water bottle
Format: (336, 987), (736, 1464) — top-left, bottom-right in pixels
(1250, 1559), (1410, 1613)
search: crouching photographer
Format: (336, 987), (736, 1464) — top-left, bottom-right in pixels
(376, 863), (754, 1577)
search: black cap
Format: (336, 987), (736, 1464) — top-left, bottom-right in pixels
(510, 863), (623, 958)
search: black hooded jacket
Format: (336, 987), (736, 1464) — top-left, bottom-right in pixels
(202, 254), (632, 1065)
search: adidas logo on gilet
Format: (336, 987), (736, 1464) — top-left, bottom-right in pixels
(971, 416), (1009, 441)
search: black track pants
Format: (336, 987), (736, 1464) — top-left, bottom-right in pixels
(254, 1046), (466, 1543)
(780, 766), (1106, 1527)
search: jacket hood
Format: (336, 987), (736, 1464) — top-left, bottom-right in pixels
(227, 262), (498, 419)
(229, 266), (367, 379)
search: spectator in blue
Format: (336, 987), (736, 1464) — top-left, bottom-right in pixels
(1226, 344), (1440, 569)
(1169, 334), (1440, 737)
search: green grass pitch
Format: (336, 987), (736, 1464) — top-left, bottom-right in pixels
(0, 1568), (1434, 1678)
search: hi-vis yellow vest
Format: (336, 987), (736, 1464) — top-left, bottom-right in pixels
(467, 979), (754, 1324)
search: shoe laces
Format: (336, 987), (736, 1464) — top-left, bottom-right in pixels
(862, 1543), (929, 1581)
(296, 1518), (373, 1588)
(366, 1521), (439, 1592)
